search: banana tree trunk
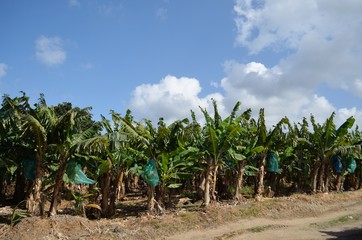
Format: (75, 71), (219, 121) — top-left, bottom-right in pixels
(126, 174), (140, 192)
(235, 160), (247, 201)
(13, 168), (26, 203)
(203, 158), (213, 206)
(155, 184), (165, 209)
(100, 173), (110, 217)
(211, 165), (219, 202)
(355, 167), (361, 190)
(107, 177), (117, 217)
(318, 161), (326, 192)
(26, 152), (44, 216)
(324, 162), (331, 192)
(335, 173), (343, 191)
(100, 159), (112, 217)
(0, 173), (5, 201)
(48, 154), (68, 216)
(270, 172), (277, 192)
(116, 167), (125, 200)
(311, 160), (321, 193)
(148, 185), (155, 212)
(256, 155), (266, 198)
(345, 174), (357, 191)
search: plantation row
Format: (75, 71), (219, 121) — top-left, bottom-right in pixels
(0, 93), (361, 218)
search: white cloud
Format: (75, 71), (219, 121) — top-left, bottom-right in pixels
(35, 36), (66, 66)
(129, 1), (362, 128)
(129, 67), (361, 127)
(0, 63), (8, 79)
(234, 0), (320, 54)
(220, 59), (362, 127)
(222, 61), (284, 100)
(129, 75), (225, 124)
(233, 0), (362, 88)
(221, 60), (312, 126)
(229, 0), (362, 126)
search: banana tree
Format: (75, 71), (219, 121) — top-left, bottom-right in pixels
(19, 95), (53, 215)
(198, 100), (252, 205)
(232, 131), (264, 200)
(118, 113), (193, 212)
(210, 108), (259, 201)
(117, 116), (161, 212)
(156, 148), (197, 207)
(48, 105), (99, 216)
(254, 108), (289, 198)
(0, 93), (34, 203)
(308, 113), (355, 193)
(1, 93), (51, 214)
(348, 126), (362, 189)
(74, 109), (149, 217)
(73, 110), (134, 217)
(152, 117), (197, 208)
(290, 118), (314, 192)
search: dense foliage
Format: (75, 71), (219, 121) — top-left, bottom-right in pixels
(1, 93), (361, 218)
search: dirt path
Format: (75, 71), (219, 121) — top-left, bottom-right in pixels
(168, 200), (362, 240)
(2, 191), (362, 240)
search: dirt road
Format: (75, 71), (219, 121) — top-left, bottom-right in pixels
(169, 199), (362, 240)
(2, 191), (362, 240)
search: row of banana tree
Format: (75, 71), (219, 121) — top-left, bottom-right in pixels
(1, 93), (361, 218)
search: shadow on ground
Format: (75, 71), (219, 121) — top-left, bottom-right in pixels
(321, 228), (362, 240)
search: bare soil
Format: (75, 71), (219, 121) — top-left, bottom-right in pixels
(1, 190), (362, 240)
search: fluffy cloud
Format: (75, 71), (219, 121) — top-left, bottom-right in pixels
(129, 1), (362, 128)
(234, 0), (318, 54)
(0, 63), (8, 79)
(234, 0), (362, 54)
(129, 75), (224, 123)
(35, 36), (66, 66)
(129, 70), (361, 128)
(221, 59), (362, 127)
(229, 0), (362, 126)
(233, 0), (362, 89)
(221, 61), (310, 126)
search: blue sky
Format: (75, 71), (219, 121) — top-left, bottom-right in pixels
(1, 0), (362, 128)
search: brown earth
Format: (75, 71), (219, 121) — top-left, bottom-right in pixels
(1, 190), (362, 240)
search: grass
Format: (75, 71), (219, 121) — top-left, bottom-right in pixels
(247, 225), (274, 233)
(239, 205), (262, 217)
(310, 214), (360, 229)
(327, 215), (359, 226)
(240, 186), (254, 199)
(239, 198), (278, 218)
(178, 211), (203, 224)
(214, 224), (280, 239)
(214, 229), (245, 240)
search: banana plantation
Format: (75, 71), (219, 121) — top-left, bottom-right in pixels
(1, 92), (362, 219)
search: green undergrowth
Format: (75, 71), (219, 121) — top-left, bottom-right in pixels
(239, 198), (278, 218)
(310, 214), (360, 229)
(214, 224), (283, 240)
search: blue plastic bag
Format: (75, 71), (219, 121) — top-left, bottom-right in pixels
(23, 158), (36, 180)
(346, 156), (357, 174)
(266, 152), (278, 173)
(141, 158), (160, 186)
(332, 156), (343, 174)
(66, 160), (96, 185)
